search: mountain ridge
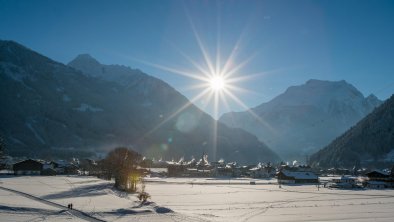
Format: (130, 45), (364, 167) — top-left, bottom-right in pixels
(219, 79), (382, 160)
(0, 40), (280, 163)
(310, 94), (394, 168)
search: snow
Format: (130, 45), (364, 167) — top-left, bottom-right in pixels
(384, 150), (394, 162)
(9, 136), (26, 146)
(56, 87), (65, 92)
(0, 176), (184, 222)
(0, 188), (81, 221)
(1, 176), (394, 221)
(256, 79), (368, 113)
(0, 62), (36, 90)
(145, 177), (394, 222)
(63, 94), (71, 102)
(25, 122), (45, 144)
(0, 62), (26, 83)
(73, 103), (104, 112)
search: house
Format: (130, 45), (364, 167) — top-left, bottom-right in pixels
(213, 165), (233, 177)
(13, 159), (43, 175)
(167, 164), (187, 177)
(277, 170), (319, 184)
(249, 165), (275, 178)
(365, 181), (388, 189)
(328, 176), (356, 188)
(365, 169), (394, 188)
(365, 170), (390, 181)
(326, 168), (352, 176)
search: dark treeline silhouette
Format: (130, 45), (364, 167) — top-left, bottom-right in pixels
(311, 94), (394, 168)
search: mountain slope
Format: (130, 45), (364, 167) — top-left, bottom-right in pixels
(310, 94), (394, 168)
(219, 79), (382, 160)
(0, 40), (280, 163)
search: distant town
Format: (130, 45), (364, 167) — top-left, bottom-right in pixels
(2, 152), (394, 190)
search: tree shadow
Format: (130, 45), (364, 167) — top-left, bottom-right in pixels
(40, 183), (113, 200)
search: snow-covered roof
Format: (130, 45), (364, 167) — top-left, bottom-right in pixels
(281, 170), (318, 180)
(341, 175), (356, 179)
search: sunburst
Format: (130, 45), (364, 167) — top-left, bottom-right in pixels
(209, 75), (226, 92)
(128, 13), (275, 162)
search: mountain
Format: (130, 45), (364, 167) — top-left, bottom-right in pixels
(219, 79), (382, 160)
(68, 54), (146, 85)
(310, 94), (394, 168)
(0, 40), (280, 163)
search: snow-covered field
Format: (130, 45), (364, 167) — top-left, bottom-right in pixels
(146, 177), (394, 222)
(1, 176), (394, 221)
(0, 176), (181, 221)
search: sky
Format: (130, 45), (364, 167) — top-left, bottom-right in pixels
(1, 0), (394, 118)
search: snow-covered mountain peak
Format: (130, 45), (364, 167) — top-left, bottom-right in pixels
(220, 79), (383, 160)
(68, 54), (103, 77)
(70, 53), (100, 65)
(303, 79), (360, 95)
(259, 79), (367, 112)
(365, 94), (381, 107)
(68, 53), (148, 85)
(366, 93), (379, 101)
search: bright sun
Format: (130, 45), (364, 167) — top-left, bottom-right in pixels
(209, 76), (226, 91)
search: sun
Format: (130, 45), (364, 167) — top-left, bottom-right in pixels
(209, 76), (226, 91)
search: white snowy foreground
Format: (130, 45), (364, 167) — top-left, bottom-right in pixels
(146, 177), (394, 222)
(0, 176), (181, 221)
(1, 176), (394, 221)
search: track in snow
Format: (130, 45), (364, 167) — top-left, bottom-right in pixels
(0, 186), (105, 222)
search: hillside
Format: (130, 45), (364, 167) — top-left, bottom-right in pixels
(220, 79), (382, 160)
(310, 94), (394, 168)
(0, 40), (280, 163)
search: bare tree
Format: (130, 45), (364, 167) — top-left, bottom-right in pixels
(103, 147), (142, 192)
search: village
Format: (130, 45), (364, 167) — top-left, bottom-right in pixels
(2, 154), (394, 221)
(2, 154), (394, 190)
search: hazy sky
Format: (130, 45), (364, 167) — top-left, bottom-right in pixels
(1, 0), (394, 118)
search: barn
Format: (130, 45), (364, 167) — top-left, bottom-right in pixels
(365, 170), (390, 181)
(277, 170), (319, 184)
(13, 159), (43, 175)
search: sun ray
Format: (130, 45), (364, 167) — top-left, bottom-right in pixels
(225, 84), (265, 96)
(127, 6), (274, 163)
(187, 14), (216, 77)
(142, 88), (212, 138)
(225, 72), (269, 83)
(220, 29), (249, 76)
(223, 88), (277, 135)
(133, 58), (208, 82)
(172, 46), (212, 78)
(211, 88), (221, 161)
(222, 52), (259, 79)
(180, 83), (211, 92)
(215, 2), (222, 78)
